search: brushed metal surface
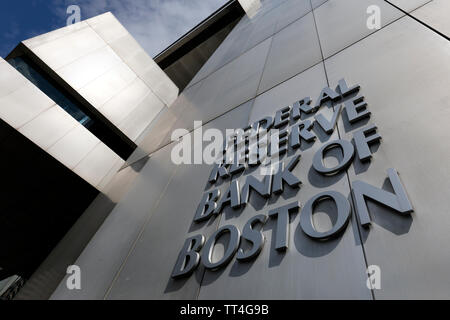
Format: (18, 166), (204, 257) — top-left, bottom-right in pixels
(105, 101), (254, 299)
(325, 16), (450, 298)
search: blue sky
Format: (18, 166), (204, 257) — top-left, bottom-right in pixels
(0, 0), (227, 58)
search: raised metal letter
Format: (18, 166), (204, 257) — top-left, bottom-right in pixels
(352, 168), (413, 227)
(314, 105), (342, 134)
(315, 86), (340, 108)
(236, 214), (268, 261)
(353, 124), (382, 161)
(171, 235), (205, 279)
(215, 180), (241, 214)
(268, 201), (300, 251)
(202, 225), (241, 270)
(336, 78), (360, 97)
(292, 97), (315, 120)
(344, 96), (371, 124)
(312, 139), (354, 175)
(300, 191), (351, 240)
(272, 155), (302, 194)
(273, 106), (291, 129)
(194, 189), (221, 222)
(241, 175), (272, 206)
(208, 163), (230, 183)
(290, 120), (316, 149)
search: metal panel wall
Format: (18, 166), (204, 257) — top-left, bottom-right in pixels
(23, 12), (178, 146)
(51, 0), (450, 299)
(325, 15), (450, 299)
(0, 57), (122, 190)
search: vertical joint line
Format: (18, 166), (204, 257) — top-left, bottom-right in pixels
(103, 165), (180, 300)
(310, 0), (375, 300)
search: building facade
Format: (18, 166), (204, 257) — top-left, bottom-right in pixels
(2, 0), (450, 299)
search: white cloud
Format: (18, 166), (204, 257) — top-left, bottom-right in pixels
(53, 0), (228, 57)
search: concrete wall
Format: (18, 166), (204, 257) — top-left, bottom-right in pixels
(51, 0), (450, 299)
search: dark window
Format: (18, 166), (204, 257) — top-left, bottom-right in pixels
(7, 56), (136, 159)
(8, 56), (93, 128)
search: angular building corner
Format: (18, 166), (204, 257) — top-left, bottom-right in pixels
(0, 11), (179, 299)
(2, 0), (450, 301)
(4, 11), (178, 190)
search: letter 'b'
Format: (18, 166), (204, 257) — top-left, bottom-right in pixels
(171, 235), (205, 279)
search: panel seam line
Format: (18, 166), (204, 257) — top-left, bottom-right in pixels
(102, 165), (180, 299)
(309, 0), (375, 300)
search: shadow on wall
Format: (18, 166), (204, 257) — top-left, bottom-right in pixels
(162, 86), (414, 290)
(15, 151), (153, 300)
(162, 148), (413, 290)
(0, 118), (99, 283)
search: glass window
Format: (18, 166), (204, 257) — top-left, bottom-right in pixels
(6, 55), (136, 159)
(8, 56), (93, 127)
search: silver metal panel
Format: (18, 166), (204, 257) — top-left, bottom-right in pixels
(18, 104), (78, 150)
(30, 26), (106, 71)
(0, 59), (29, 98)
(108, 32), (143, 63)
(0, 81), (55, 129)
(97, 77), (150, 125)
(187, 24), (246, 87)
(273, 0), (312, 33)
(118, 89), (165, 141)
(413, 0), (450, 37)
(47, 124), (100, 170)
(179, 38), (271, 130)
(22, 22), (90, 49)
(24, 12), (178, 147)
(56, 45), (122, 90)
(124, 80), (205, 167)
(188, 0), (275, 85)
(311, 0), (328, 9)
(17, 155), (148, 300)
(105, 101), (254, 299)
(197, 62), (371, 300)
(125, 31), (270, 166)
(49, 0), (450, 300)
(250, 62), (325, 124)
(73, 142), (123, 188)
(188, 0), (311, 88)
(135, 56), (179, 107)
(97, 158), (128, 192)
(114, 36), (178, 106)
(51, 143), (178, 299)
(123, 37), (271, 165)
(106, 160), (224, 299)
(78, 62), (137, 109)
(390, 0), (431, 12)
(257, 12), (322, 94)
(85, 12), (129, 44)
(313, 0), (403, 58)
(325, 16), (450, 298)
(0, 56), (126, 190)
